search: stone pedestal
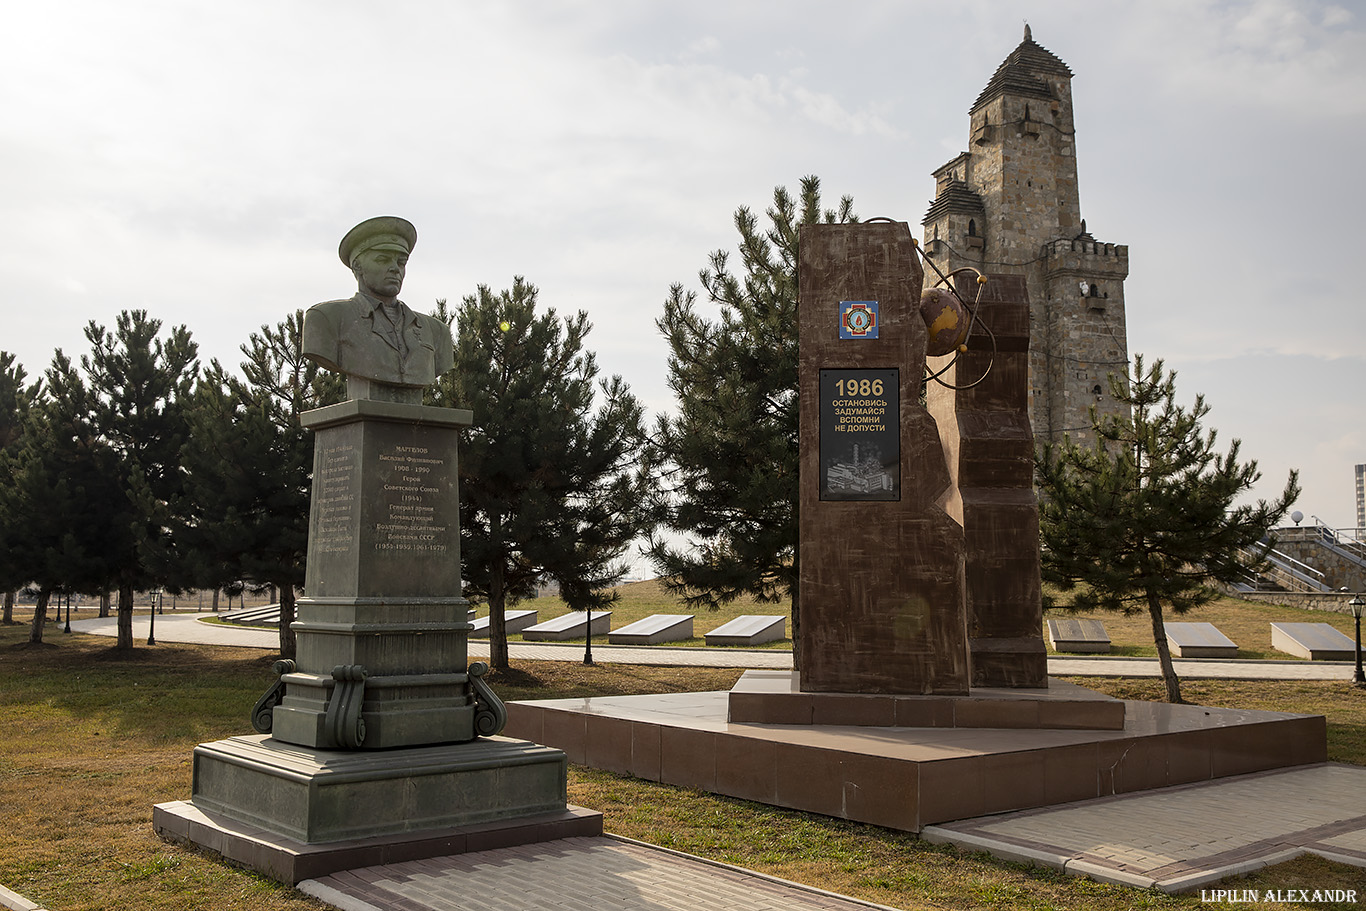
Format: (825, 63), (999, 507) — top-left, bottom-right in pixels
(272, 398), (480, 750)
(927, 274), (1047, 687)
(727, 670), (1124, 730)
(162, 392), (603, 884)
(186, 735), (570, 843)
(797, 221), (970, 695)
(154, 736), (600, 884)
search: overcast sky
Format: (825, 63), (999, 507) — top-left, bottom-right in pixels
(4, 0), (1363, 537)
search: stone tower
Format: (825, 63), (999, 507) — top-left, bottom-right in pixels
(922, 26), (1130, 443)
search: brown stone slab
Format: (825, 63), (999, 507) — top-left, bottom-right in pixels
(798, 221), (970, 696)
(928, 273), (1046, 689)
(726, 670), (1124, 730)
(508, 690), (1325, 835)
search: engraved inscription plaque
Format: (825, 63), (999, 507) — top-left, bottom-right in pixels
(376, 444), (450, 555)
(302, 407), (465, 602)
(819, 368), (899, 501)
(314, 442), (360, 555)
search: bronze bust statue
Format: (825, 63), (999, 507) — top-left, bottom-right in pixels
(302, 216), (454, 392)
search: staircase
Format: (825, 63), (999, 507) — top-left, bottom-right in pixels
(1235, 545), (1333, 593)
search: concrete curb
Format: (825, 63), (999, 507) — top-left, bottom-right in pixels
(296, 879), (383, 911)
(921, 826), (1070, 871)
(0, 884), (47, 911)
(602, 834), (908, 911)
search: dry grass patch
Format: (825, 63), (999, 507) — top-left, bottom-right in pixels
(1046, 592), (1358, 660)
(0, 627), (328, 910)
(7, 618), (1366, 910)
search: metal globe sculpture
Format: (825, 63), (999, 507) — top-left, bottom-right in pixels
(919, 287), (971, 357)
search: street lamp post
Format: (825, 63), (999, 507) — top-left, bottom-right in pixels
(583, 609), (595, 666)
(1351, 596), (1364, 687)
(148, 590), (159, 646)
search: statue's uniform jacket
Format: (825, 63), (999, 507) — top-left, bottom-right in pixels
(303, 293), (454, 387)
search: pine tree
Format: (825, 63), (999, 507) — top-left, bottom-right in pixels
(81, 311), (199, 649)
(0, 352), (121, 643)
(646, 176), (855, 659)
(0, 352), (41, 625)
(428, 282), (650, 670)
(179, 313), (343, 658)
(1036, 355), (1300, 703)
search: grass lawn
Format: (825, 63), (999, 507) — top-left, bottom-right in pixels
(1041, 591), (1361, 661)
(5, 609), (1366, 910)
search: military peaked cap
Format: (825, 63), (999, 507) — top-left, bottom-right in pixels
(339, 216), (418, 266)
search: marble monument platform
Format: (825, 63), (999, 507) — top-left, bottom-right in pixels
(505, 679), (1325, 834)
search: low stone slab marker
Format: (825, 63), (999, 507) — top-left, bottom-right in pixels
(468, 610), (538, 639)
(521, 611), (612, 642)
(1046, 618), (1110, 653)
(1165, 621), (1238, 658)
(705, 615), (786, 646)
(608, 614), (694, 645)
(1271, 622), (1360, 661)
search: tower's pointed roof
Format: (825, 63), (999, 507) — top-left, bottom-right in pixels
(970, 25), (1073, 113)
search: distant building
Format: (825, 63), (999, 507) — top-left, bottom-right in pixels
(922, 25), (1130, 444)
(1356, 463), (1364, 529)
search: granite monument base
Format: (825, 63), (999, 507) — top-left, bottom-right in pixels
(155, 734), (602, 884)
(727, 670), (1125, 730)
(270, 597), (479, 750)
(505, 682), (1325, 834)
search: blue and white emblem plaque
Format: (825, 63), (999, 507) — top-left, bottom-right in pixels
(838, 300), (879, 340)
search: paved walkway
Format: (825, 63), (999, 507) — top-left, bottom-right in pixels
(65, 612), (1361, 678)
(301, 836), (902, 911)
(925, 763), (1366, 893)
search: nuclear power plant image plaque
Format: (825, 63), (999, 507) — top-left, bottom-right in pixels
(819, 367), (899, 501)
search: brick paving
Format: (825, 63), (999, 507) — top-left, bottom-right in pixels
(299, 836), (899, 911)
(924, 763), (1366, 893)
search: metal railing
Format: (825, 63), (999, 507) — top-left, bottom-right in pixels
(1240, 544), (1332, 593)
(1309, 517), (1366, 566)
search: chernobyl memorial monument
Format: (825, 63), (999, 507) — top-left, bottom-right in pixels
(154, 217), (601, 884)
(505, 27), (1325, 841)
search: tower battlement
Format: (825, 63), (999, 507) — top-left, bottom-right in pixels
(1043, 238), (1129, 261)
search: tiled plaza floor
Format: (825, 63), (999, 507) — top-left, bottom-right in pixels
(300, 836), (899, 911)
(925, 763), (1366, 893)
